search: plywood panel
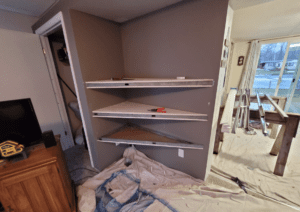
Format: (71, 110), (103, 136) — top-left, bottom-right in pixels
(100, 125), (203, 149)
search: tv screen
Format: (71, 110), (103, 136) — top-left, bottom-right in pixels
(0, 98), (42, 148)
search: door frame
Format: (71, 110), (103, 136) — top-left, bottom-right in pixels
(35, 12), (75, 149)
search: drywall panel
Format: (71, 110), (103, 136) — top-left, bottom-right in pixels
(69, 10), (127, 169)
(121, 0), (229, 179)
(0, 9), (38, 33)
(0, 28), (67, 144)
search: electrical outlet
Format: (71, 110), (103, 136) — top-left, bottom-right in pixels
(178, 149), (184, 158)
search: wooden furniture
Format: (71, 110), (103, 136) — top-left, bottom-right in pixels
(233, 95), (287, 138)
(86, 78), (213, 150)
(0, 136), (76, 212)
(214, 95), (300, 176)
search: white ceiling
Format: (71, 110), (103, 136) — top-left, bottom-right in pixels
(0, 0), (280, 24)
(231, 0), (300, 42)
(0, 0), (182, 22)
(71, 0), (182, 23)
(3, 0), (299, 41)
(0, 0), (58, 17)
(229, 0), (274, 10)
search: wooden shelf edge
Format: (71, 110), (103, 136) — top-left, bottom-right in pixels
(92, 101), (208, 121)
(93, 114), (207, 121)
(98, 139), (204, 149)
(86, 78), (214, 89)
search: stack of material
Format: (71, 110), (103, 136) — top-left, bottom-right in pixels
(221, 88), (237, 133)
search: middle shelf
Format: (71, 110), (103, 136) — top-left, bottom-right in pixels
(92, 101), (208, 121)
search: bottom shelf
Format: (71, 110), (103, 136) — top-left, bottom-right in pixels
(99, 125), (203, 150)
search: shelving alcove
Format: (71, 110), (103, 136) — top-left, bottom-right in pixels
(86, 78), (214, 150)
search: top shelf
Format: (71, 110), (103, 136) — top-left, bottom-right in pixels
(86, 78), (214, 89)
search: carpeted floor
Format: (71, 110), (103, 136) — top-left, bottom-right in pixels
(63, 145), (99, 186)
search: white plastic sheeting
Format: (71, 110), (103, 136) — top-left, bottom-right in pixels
(77, 147), (296, 212)
(213, 128), (300, 209)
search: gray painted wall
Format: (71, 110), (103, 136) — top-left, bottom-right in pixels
(0, 9), (38, 33)
(121, 0), (229, 179)
(69, 10), (127, 169)
(32, 0), (229, 179)
(0, 29), (66, 141)
(32, 0), (100, 166)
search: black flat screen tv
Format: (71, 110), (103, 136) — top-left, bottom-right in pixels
(0, 98), (42, 147)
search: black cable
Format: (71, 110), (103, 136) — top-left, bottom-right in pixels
(70, 167), (99, 174)
(75, 176), (95, 184)
(57, 73), (77, 98)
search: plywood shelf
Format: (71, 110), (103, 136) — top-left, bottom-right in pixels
(92, 101), (208, 121)
(99, 125), (204, 150)
(86, 78), (214, 89)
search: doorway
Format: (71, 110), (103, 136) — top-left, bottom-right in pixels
(47, 28), (84, 145)
(34, 12), (87, 150)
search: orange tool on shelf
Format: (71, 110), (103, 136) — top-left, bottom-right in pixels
(148, 107), (166, 113)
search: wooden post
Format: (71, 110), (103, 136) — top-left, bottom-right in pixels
(265, 95), (288, 119)
(214, 107), (224, 154)
(270, 125), (285, 156)
(269, 98), (286, 139)
(220, 88), (237, 133)
(273, 116), (299, 176)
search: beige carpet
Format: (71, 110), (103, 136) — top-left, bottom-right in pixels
(64, 145), (99, 186)
(212, 127), (300, 208)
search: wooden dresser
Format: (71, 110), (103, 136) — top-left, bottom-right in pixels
(0, 138), (76, 212)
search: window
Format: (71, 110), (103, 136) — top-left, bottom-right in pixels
(252, 39), (300, 113)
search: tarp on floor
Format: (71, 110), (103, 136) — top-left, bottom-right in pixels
(77, 147), (296, 212)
